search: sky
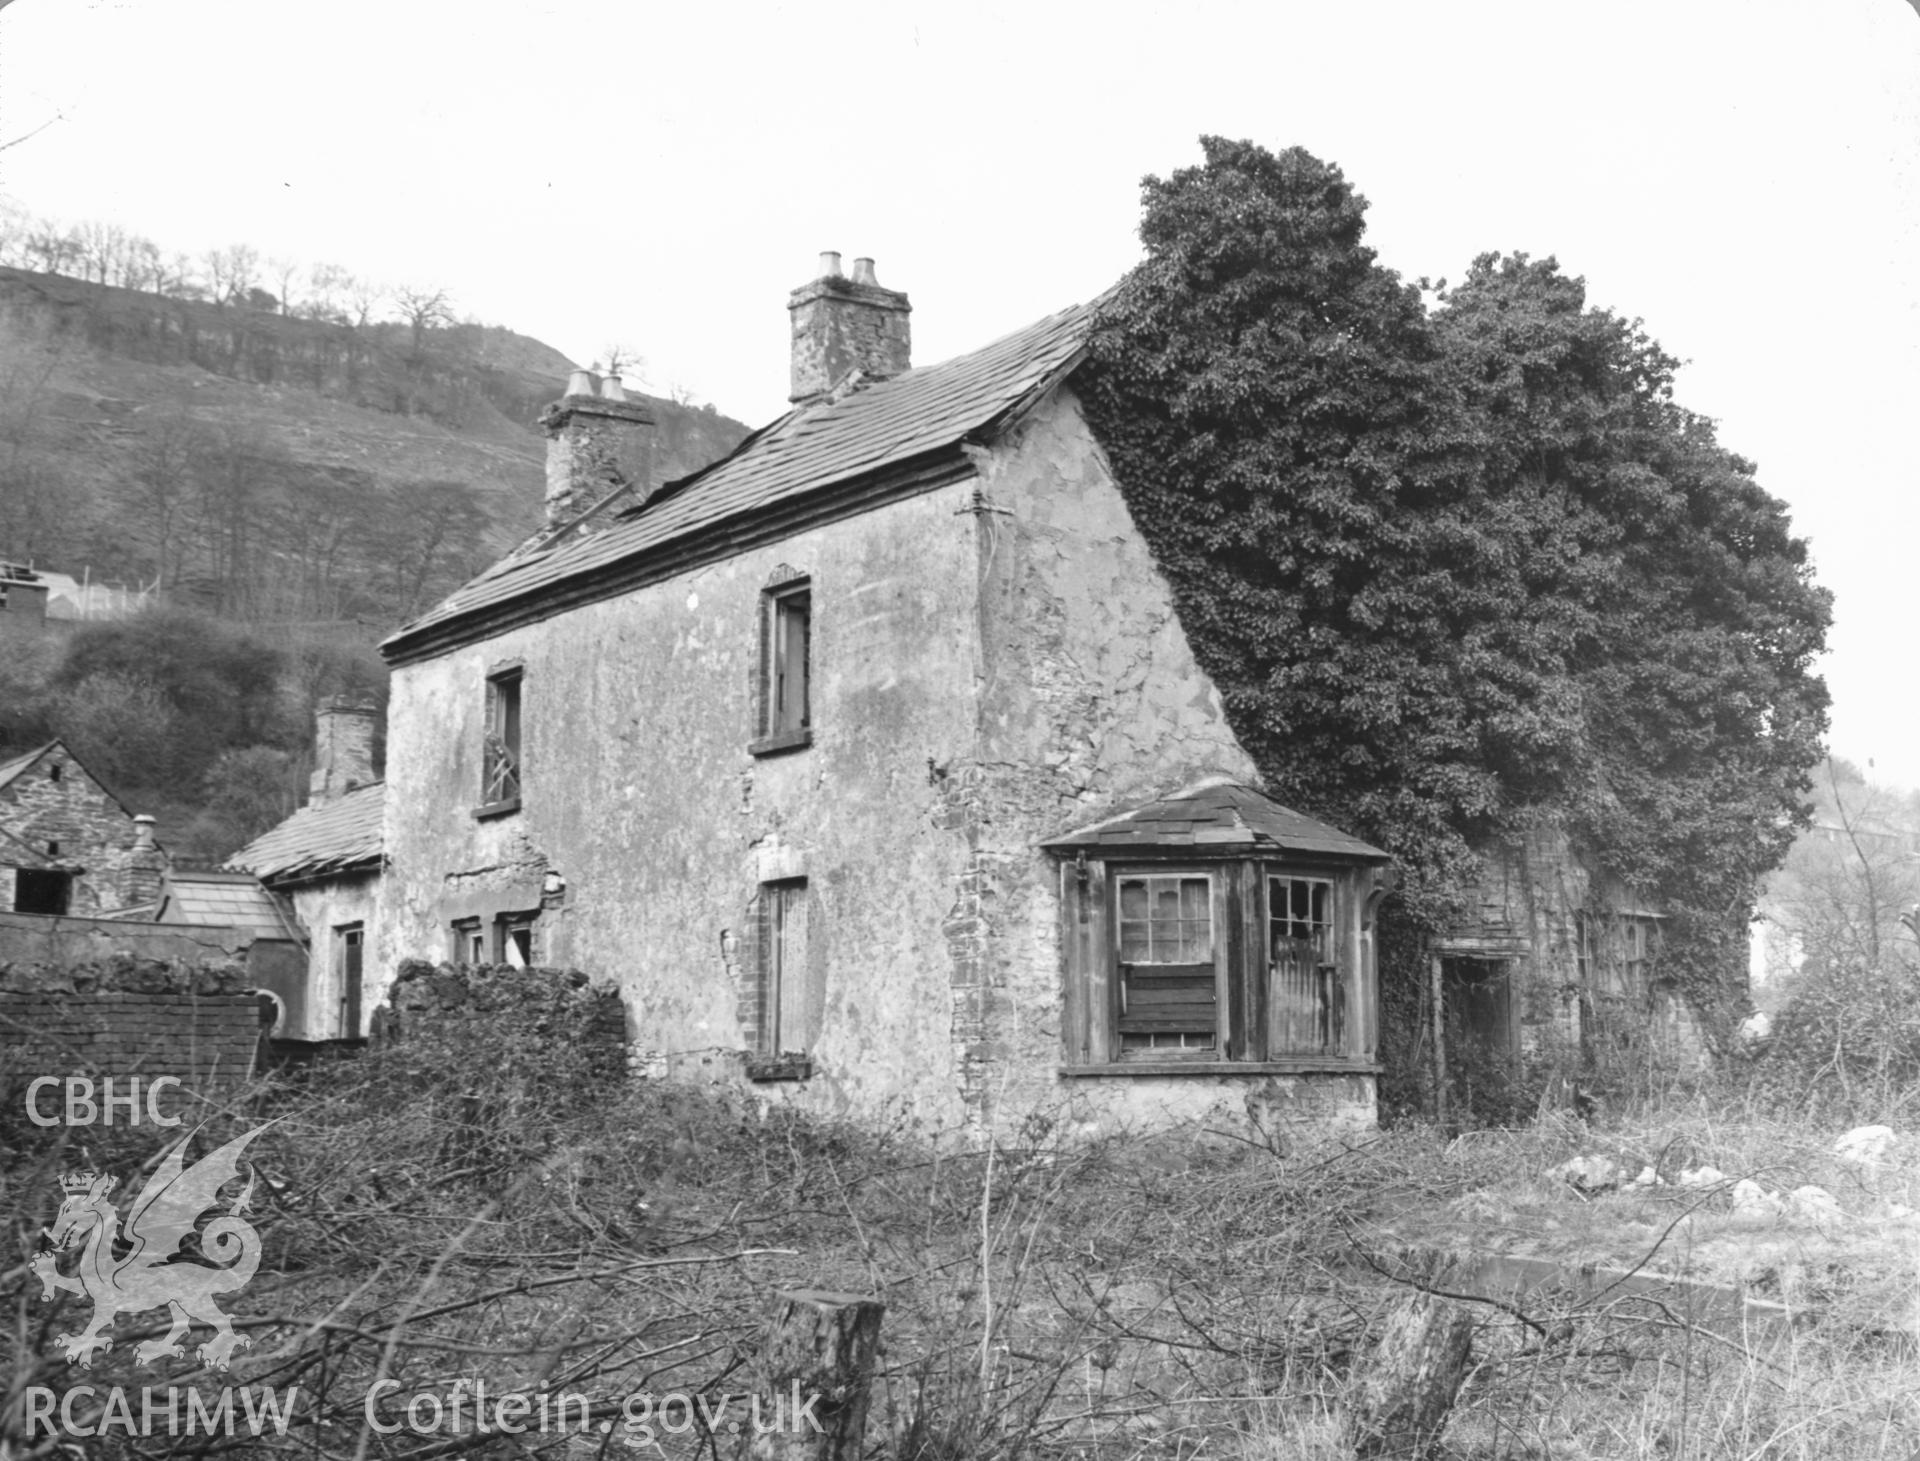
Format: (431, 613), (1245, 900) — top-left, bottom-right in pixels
(2, 0), (1917, 786)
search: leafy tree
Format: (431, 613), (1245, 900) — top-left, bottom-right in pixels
(1077, 138), (1830, 1058)
(54, 606), (291, 757)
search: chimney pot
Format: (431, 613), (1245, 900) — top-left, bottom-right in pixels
(788, 251), (911, 405)
(132, 814), (156, 851)
(538, 373), (657, 532)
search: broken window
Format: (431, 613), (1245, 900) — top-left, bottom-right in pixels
(496, 911), (536, 968)
(481, 669), (523, 810)
(1267, 874), (1341, 1056)
(335, 924), (364, 1036)
(748, 879), (811, 1075)
(1057, 855), (1381, 1070)
(1577, 911), (1661, 998)
(753, 578), (811, 753)
(451, 917), (485, 964)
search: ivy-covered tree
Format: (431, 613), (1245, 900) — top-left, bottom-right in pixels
(1077, 137), (1830, 1040)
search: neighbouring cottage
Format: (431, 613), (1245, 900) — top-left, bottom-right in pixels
(0, 740), (166, 918)
(0, 561), (51, 635)
(373, 252), (1395, 1140)
(226, 700), (385, 1041)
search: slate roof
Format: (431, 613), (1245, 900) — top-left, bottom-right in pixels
(159, 871), (302, 944)
(0, 741), (54, 793)
(384, 298), (1099, 655)
(226, 782), (386, 885)
(1042, 780), (1389, 862)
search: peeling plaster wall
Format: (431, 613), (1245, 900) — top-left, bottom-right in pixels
(287, 873), (379, 1039)
(378, 483), (983, 1126)
(939, 386), (1374, 1138)
(378, 383), (1382, 1138)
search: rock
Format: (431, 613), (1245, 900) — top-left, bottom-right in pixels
(1787, 1185), (1841, 1222)
(1551, 1155), (1627, 1194)
(1730, 1179), (1779, 1219)
(1630, 1166), (1664, 1187)
(1678, 1165), (1726, 1188)
(1738, 1010), (1773, 1042)
(1834, 1125), (1895, 1164)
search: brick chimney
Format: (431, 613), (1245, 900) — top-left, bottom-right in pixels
(310, 698), (378, 805)
(127, 814), (165, 906)
(538, 369), (656, 530)
(788, 252), (911, 405)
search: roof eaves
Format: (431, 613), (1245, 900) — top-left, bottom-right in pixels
(381, 445), (974, 665)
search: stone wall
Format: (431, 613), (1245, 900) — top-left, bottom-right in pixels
(372, 958), (628, 1083)
(0, 956), (271, 1116)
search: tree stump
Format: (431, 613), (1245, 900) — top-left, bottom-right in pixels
(744, 1290), (884, 1461)
(1346, 1293), (1475, 1459)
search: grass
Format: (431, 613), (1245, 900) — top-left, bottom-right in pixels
(5, 1053), (1920, 1459)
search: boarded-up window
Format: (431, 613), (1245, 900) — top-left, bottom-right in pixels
(335, 924), (364, 1036)
(753, 577), (812, 753)
(756, 879), (811, 1055)
(1115, 873), (1216, 1053)
(1268, 874), (1340, 1056)
(482, 670), (523, 807)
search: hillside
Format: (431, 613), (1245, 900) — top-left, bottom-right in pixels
(0, 266), (750, 626)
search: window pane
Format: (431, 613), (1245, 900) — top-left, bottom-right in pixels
(1119, 880), (1148, 921)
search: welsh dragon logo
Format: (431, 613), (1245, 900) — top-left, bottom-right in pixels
(30, 1124), (272, 1370)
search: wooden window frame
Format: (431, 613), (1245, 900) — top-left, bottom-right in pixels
(451, 917), (486, 965)
(477, 667), (524, 817)
(335, 923), (365, 1037)
(495, 910), (537, 967)
(746, 878), (812, 1081)
(750, 574), (813, 757)
(1058, 854), (1380, 1076)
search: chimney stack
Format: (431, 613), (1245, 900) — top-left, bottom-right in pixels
(788, 251), (911, 405)
(538, 369), (656, 531)
(127, 814), (164, 906)
(310, 698), (378, 806)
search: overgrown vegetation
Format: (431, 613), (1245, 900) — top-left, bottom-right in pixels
(1076, 138), (1832, 1104)
(6, 1009), (1919, 1459)
(0, 605), (383, 860)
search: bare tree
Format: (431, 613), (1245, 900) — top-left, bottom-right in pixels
(343, 273), (386, 329)
(600, 342), (649, 385)
(269, 256), (302, 316)
(394, 284), (455, 355)
(202, 243), (260, 305)
(23, 219), (80, 275)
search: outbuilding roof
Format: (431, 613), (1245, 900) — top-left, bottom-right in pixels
(1042, 779), (1390, 862)
(226, 782), (385, 885)
(383, 298), (1098, 658)
(0, 741), (56, 793)
(158, 870), (303, 944)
